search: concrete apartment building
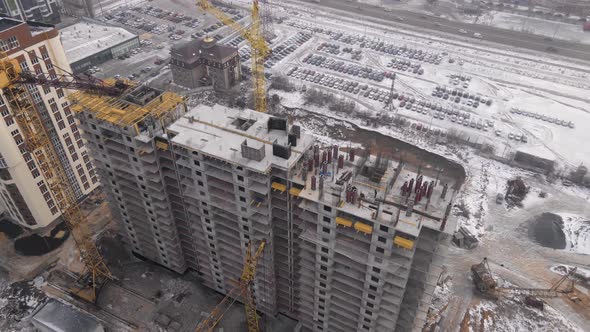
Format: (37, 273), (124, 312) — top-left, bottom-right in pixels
(73, 100), (459, 332)
(0, 18), (98, 228)
(0, 0), (60, 24)
(170, 37), (241, 90)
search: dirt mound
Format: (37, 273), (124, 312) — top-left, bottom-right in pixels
(14, 222), (70, 256)
(526, 213), (566, 249)
(0, 219), (23, 239)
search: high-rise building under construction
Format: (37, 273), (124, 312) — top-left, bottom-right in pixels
(73, 100), (459, 332)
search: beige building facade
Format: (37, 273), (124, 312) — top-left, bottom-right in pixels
(0, 18), (98, 229)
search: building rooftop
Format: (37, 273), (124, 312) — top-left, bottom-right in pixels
(0, 17), (24, 32)
(516, 145), (556, 162)
(171, 37), (237, 64)
(294, 149), (458, 237)
(60, 18), (136, 64)
(167, 104), (314, 173)
(31, 299), (104, 332)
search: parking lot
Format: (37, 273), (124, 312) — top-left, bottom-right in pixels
(287, 67), (391, 102)
(82, 0), (588, 159)
(510, 107), (575, 129)
(302, 54), (386, 82)
(99, 3), (245, 41)
(88, 1), (250, 83)
(274, 17), (568, 149)
(264, 32), (312, 69)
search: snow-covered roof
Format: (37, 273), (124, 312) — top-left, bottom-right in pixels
(515, 145), (556, 162)
(31, 300), (104, 332)
(167, 105), (314, 173)
(60, 19), (137, 64)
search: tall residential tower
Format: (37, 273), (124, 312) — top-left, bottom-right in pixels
(73, 100), (460, 332)
(0, 0), (60, 24)
(0, 18), (98, 228)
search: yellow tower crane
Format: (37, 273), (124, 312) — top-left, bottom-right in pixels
(198, 0), (270, 113)
(0, 52), (127, 302)
(196, 240), (266, 332)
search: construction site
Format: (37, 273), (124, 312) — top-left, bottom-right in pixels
(0, 0), (589, 332)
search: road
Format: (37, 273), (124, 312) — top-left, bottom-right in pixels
(298, 0), (590, 62)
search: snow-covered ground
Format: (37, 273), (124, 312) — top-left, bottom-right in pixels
(450, 154), (537, 238)
(467, 298), (586, 332)
(476, 11), (590, 45)
(265, 5), (590, 168)
(551, 264), (590, 281)
(556, 213), (590, 255)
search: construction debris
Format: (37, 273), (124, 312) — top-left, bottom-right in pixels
(453, 226), (479, 249)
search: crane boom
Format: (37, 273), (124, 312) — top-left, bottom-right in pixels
(0, 52), (113, 302)
(196, 240), (266, 332)
(198, 0), (270, 113)
(15, 71), (130, 97)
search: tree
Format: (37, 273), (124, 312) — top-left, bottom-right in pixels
(236, 97), (246, 109)
(270, 94), (281, 112)
(271, 94), (280, 105)
(270, 75), (295, 92)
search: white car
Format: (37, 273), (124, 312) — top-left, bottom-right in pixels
(473, 32), (483, 39)
(459, 29), (467, 34)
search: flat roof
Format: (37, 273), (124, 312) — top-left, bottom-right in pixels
(60, 19), (137, 64)
(171, 38), (238, 63)
(167, 104), (314, 173)
(32, 299), (104, 332)
(516, 145), (556, 162)
(0, 17), (24, 32)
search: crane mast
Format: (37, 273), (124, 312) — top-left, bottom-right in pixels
(196, 240), (266, 332)
(0, 52), (114, 302)
(198, 0), (270, 113)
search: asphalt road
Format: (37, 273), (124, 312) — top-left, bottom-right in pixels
(300, 0), (590, 62)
